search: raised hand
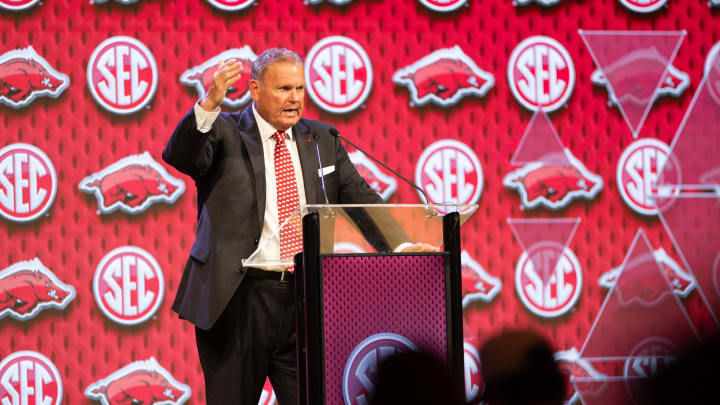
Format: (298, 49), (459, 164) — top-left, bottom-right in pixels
(200, 59), (244, 111)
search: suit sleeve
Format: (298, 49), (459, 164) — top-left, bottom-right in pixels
(162, 106), (219, 180)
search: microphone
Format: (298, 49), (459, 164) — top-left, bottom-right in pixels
(327, 128), (432, 206)
(313, 134), (331, 206)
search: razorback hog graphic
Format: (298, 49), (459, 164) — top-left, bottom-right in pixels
(503, 149), (603, 210)
(348, 150), (397, 201)
(393, 45), (494, 107)
(86, 357), (191, 405)
(0, 257), (76, 321)
(599, 247), (695, 299)
(79, 152), (185, 215)
(461, 251), (501, 308)
(0, 46), (69, 108)
(591, 47), (690, 109)
(554, 348), (607, 405)
(179, 46), (257, 108)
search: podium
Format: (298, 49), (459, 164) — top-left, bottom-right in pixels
(292, 204), (475, 405)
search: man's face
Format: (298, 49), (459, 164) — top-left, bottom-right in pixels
(250, 61), (305, 131)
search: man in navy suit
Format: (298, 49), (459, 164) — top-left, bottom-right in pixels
(163, 48), (418, 404)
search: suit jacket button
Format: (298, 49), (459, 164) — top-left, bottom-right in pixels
(253, 238), (259, 245)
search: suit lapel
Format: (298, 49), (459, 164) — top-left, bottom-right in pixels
(236, 108), (266, 231)
(294, 120), (320, 205)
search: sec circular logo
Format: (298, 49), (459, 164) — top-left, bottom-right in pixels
(418, 0), (468, 12)
(508, 36), (575, 112)
(93, 246), (165, 325)
(619, 0), (667, 13)
(463, 342), (484, 402)
(515, 243), (582, 318)
(617, 138), (679, 216)
(305, 36), (373, 114)
(0, 351), (62, 405)
(704, 41), (720, 104)
(343, 333), (418, 405)
(0, 143), (57, 223)
(0, 0), (39, 10)
(415, 139), (483, 209)
(87, 36), (158, 115)
(205, 0), (254, 11)
(623, 337), (678, 403)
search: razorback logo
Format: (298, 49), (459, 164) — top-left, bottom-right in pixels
(93, 246), (165, 325)
(85, 357), (190, 405)
(617, 138), (678, 216)
(591, 50), (689, 109)
(514, 0), (563, 6)
(619, 0), (667, 13)
(554, 347), (607, 404)
(0, 0), (40, 11)
(508, 36), (575, 112)
(348, 150), (397, 201)
(87, 36), (158, 114)
(393, 46), (494, 107)
(461, 250), (501, 308)
(418, 0), (468, 12)
(0, 351), (62, 405)
(0, 46), (69, 108)
(204, 0), (254, 11)
(0, 257), (75, 321)
(180, 47), (256, 108)
(79, 152), (185, 215)
(599, 247), (695, 299)
(0, 143), (57, 222)
(504, 149), (602, 210)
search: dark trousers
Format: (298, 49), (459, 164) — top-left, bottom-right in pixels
(195, 276), (297, 405)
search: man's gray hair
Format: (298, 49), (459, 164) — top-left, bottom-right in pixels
(251, 48), (303, 82)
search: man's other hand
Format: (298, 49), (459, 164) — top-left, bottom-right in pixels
(200, 59), (244, 111)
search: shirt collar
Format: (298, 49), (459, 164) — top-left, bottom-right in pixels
(252, 103), (293, 142)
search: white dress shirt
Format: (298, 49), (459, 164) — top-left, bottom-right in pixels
(194, 102), (307, 271)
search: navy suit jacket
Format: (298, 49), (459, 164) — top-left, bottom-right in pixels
(163, 105), (400, 330)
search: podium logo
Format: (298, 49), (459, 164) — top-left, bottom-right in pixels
(461, 250), (501, 308)
(205, 0), (254, 11)
(306, 36), (373, 114)
(418, 0), (468, 12)
(0, 351), (62, 405)
(79, 152), (185, 215)
(616, 138), (678, 216)
(515, 243), (582, 318)
(619, 0), (667, 13)
(508, 36), (575, 112)
(86, 357), (190, 405)
(415, 139), (483, 207)
(343, 333), (418, 405)
(180, 47), (257, 108)
(0, 258), (76, 321)
(93, 246), (164, 326)
(0, 0), (39, 10)
(0, 46), (69, 108)
(0, 143), (57, 223)
(87, 36), (158, 115)
(463, 342), (484, 403)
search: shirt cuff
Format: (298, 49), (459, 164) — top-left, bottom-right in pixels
(393, 242), (414, 253)
(194, 101), (220, 133)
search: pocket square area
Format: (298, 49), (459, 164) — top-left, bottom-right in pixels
(318, 165), (335, 177)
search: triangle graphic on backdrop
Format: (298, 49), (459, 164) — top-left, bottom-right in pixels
(657, 50), (720, 192)
(507, 217), (580, 284)
(579, 30), (686, 138)
(510, 109), (569, 166)
(579, 229), (700, 361)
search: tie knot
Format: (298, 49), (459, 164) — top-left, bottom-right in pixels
(273, 131), (286, 143)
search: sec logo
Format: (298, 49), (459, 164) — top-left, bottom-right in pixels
(415, 139), (483, 208)
(0, 143), (57, 223)
(623, 338), (678, 403)
(515, 243), (582, 318)
(305, 36), (373, 114)
(343, 333), (418, 405)
(0, 351), (62, 405)
(463, 342), (483, 402)
(508, 36), (575, 112)
(619, 0), (667, 13)
(617, 138), (678, 216)
(418, 0), (468, 12)
(0, 0), (39, 10)
(87, 36), (158, 115)
(205, 0), (254, 11)
(93, 246), (164, 326)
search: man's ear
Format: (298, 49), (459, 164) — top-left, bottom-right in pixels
(249, 79), (260, 102)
